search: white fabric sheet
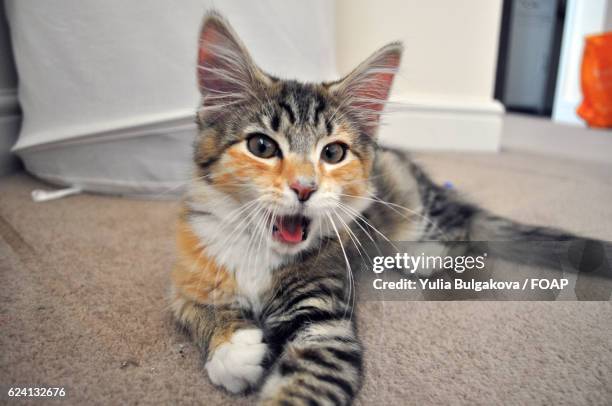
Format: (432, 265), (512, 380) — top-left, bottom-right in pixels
(6, 0), (336, 195)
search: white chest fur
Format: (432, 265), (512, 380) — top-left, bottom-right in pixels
(189, 214), (283, 312)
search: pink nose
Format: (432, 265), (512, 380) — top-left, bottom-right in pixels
(290, 181), (317, 202)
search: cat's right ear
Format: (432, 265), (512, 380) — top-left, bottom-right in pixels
(197, 11), (268, 110)
(328, 42), (403, 136)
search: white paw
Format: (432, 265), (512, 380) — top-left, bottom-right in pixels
(205, 328), (267, 393)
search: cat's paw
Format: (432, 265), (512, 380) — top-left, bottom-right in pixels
(205, 328), (267, 393)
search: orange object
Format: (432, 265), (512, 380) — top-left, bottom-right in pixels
(577, 32), (612, 128)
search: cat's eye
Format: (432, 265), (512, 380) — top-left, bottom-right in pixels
(247, 133), (279, 159)
(321, 142), (348, 164)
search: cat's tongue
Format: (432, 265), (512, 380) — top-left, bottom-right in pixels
(274, 215), (305, 244)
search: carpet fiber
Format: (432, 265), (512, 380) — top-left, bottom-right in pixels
(1, 149), (612, 405)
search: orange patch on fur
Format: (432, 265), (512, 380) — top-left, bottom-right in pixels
(227, 148), (271, 173)
(212, 147), (281, 193)
(283, 157), (315, 184)
(172, 219), (236, 305)
(327, 159), (369, 196)
(281, 158), (296, 182)
(208, 320), (250, 352)
(194, 128), (220, 165)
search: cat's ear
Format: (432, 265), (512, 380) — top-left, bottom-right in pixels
(197, 11), (269, 111)
(329, 42), (403, 134)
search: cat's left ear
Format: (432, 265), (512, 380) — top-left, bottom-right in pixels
(329, 42), (403, 135)
(197, 11), (270, 112)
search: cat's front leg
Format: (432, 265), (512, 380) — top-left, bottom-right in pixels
(259, 318), (363, 406)
(172, 297), (268, 393)
(257, 269), (363, 405)
(206, 327), (268, 393)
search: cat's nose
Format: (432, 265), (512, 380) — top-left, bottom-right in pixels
(290, 181), (317, 202)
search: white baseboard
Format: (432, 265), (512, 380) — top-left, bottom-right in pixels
(378, 95), (504, 152)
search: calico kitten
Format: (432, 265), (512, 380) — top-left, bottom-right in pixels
(171, 12), (600, 405)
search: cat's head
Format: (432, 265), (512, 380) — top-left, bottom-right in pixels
(189, 11), (401, 257)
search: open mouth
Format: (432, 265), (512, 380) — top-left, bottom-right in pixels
(272, 215), (311, 245)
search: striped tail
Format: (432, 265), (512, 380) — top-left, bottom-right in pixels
(469, 211), (612, 278)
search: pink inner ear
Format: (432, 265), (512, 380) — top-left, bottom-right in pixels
(197, 29), (216, 90)
(197, 21), (247, 100)
(351, 52), (400, 116)
(198, 28), (231, 95)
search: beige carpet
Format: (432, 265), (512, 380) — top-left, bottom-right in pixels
(1, 148), (612, 405)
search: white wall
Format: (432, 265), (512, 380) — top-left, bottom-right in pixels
(8, 0), (336, 154)
(6, 1), (338, 194)
(336, 0), (504, 151)
(7, 0), (505, 182)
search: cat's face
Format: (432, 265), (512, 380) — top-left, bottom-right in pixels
(189, 12), (401, 257)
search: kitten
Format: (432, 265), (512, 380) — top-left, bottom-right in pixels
(170, 11), (603, 405)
